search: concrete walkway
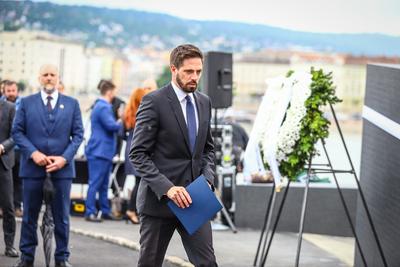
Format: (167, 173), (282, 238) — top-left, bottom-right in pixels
(69, 216), (355, 267)
(0, 222), (140, 267)
(0, 215), (355, 266)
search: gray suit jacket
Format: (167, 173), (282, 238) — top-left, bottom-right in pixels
(0, 100), (15, 170)
(130, 84), (215, 218)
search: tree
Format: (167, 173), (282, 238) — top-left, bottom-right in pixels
(17, 80), (27, 92)
(156, 65), (170, 88)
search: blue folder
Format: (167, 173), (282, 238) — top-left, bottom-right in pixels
(167, 175), (223, 235)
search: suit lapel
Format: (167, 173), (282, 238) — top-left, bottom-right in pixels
(0, 101), (4, 123)
(193, 92), (206, 155)
(34, 93), (49, 134)
(166, 84), (192, 154)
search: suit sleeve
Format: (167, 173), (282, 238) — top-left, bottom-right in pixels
(201, 98), (216, 189)
(11, 98), (38, 156)
(129, 94), (174, 200)
(1, 103), (15, 152)
(98, 105), (122, 132)
(62, 99), (84, 163)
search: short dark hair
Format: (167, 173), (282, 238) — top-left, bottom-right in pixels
(0, 79), (10, 86)
(4, 80), (17, 87)
(170, 44), (203, 69)
(97, 79), (115, 95)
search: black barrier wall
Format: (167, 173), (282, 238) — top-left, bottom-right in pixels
(355, 64), (400, 267)
(235, 184), (358, 236)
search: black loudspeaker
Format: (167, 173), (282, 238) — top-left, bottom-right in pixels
(202, 51), (233, 109)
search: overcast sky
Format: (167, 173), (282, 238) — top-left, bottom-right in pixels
(34, 0), (400, 36)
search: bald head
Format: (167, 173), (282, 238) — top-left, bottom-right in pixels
(39, 64), (58, 75)
(38, 64), (59, 94)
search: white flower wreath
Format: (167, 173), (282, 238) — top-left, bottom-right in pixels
(259, 72), (312, 186)
(244, 68), (339, 188)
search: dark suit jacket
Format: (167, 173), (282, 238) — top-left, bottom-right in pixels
(130, 83), (215, 218)
(12, 92), (84, 178)
(0, 100), (15, 170)
(85, 98), (122, 161)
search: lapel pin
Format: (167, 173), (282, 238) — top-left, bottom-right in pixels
(60, 104), (64, 109)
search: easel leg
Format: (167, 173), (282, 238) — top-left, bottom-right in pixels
(330, 104), (388, 267)
(110, 162), (122, 197)
(321, 139), (368, 267)
(260, 180), (291, 267)
(215, 192), (238, 233)
(254, 183), (276, 266)
(295, 154), (313, 267)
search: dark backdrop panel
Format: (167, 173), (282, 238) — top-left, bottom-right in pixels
(355, 64), (400, 267)
(74, 158), (125, 187)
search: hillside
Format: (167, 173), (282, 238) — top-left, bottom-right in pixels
(1, 1), (400, 56)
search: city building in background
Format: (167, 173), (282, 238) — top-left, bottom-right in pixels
(0, 29), (153, 110)
(2, 29), (400, 118)
(0, 30), (168, 108)
(0, 29), (86, 95)
(233, 50), (400, 115)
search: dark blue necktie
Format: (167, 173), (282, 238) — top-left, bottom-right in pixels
(46, 96), (53, 112)
(185, 95), (197, 153)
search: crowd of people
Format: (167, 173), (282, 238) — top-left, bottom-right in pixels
(0, 64), (161, 266)
(0, 44), (228, 267)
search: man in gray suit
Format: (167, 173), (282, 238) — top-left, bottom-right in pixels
(130, 44), (217, 267)
(0, 100), (19, 257)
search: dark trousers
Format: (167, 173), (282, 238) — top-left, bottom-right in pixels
(20, 177), (72, 262)
(12, 150), (23, 209)
(127, 176), (141, 212)
(138, 214), (217, 267)
(0, 164), (16, 248)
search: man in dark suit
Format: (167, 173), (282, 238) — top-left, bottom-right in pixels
(2, 80), (24, 217)
(0, 100), (19, 258)
(130, 44), (217, 267)
(12, 64), (84, 267)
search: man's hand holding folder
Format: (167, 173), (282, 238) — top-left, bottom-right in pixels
(166, 180), (213, 209)
(166, 186), (192, 208)
(167, 175), (223, 235)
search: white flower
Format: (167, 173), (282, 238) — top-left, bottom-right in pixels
(274, 71), (311, 160)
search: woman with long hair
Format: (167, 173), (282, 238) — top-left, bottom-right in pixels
(124, 80), (156, 224)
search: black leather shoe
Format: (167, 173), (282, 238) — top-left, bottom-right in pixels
(55, 260), (72, 267)
(12, 259), (33, 267)
(5, 246), (19, 257)
(102, 213), (122, 221)
(85, 214), (102, 223)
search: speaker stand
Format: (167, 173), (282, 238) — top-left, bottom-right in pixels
(213, 108), (238, 233)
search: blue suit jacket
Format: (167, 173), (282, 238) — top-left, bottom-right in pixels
(12, 92), (84, 178)
(85, 98), (122, 160)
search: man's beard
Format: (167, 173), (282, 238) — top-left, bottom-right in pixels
(43, 83), (56, 94)
(176, 74), (197, 93)
(7, 96), (16, 103)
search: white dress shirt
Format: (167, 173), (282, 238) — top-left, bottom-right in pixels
(41, 89), (59, 110)
(171, 81), (199, 133)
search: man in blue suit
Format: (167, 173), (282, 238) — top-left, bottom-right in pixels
(12, 64), (84, 267)
(84, 79), (122, 222)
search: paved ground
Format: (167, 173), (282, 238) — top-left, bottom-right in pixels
(0, 222), (140, 267)
(69, 216), (353, 267)
(0, 215), (355, 267)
